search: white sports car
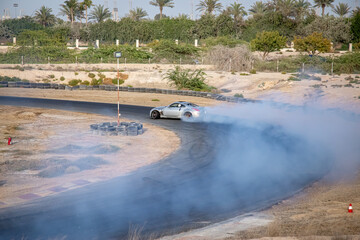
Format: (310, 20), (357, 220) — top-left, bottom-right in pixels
(150, 101), (205, 120)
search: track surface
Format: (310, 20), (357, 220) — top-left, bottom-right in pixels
(0, 97), (330, 239)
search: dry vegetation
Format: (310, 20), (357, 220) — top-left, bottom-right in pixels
(206, 45), (255, 72)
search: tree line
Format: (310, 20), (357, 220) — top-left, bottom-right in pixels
(0, 0), (359, 46)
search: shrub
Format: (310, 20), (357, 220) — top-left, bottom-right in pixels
(88, 73), (96, 78)
(250, 69), (257, 74)
(152, 99), (160, 101)
(90, 78), (102, 85)
(42, 79), (50, 83)
(240, 73), (249, 76)
(112, 78), (125, 85)
(49, 74), (55, 78)
(82, 80), (90, 86)
(234, 93), (244, 98)
(74, 72), (79, 76)
(164, 66), (214, 92)
(97, 73), (106, 79)
(281, 72), (286, 74)
(250, 31), (287, 60)
(288, 76), (301, 81)
(293, 32), (331, 55)
(60, 76), (65, 81)
(68, 79), (81, 86)
(203, 36), (249, 48)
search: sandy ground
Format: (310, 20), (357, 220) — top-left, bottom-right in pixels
(0, 106), (179, 208)
(0, 64), (359, 112)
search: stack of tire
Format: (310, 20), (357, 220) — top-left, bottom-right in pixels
(90, 122), (143, 136)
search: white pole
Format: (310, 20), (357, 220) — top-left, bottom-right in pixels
(117, 58), (120, 126)
(277, 60), (279, 72)
(136, 39), (139, 48)
(116, 39), (119, 46)
(76, 39), (79, 48)
(302, 63), (305, 73)
(48, 57), (50, 65)
(195, 39), (198, 47)
(21, 56), (23, 65)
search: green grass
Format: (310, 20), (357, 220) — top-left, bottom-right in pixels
(152, 99), (160, 101)
(234, 93), (244, 98)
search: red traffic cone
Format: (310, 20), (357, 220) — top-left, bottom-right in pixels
(8, 137), (12, 145)
(348, 204), (353, 213)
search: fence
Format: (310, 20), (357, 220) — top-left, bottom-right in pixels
(0, 81), (254, 104)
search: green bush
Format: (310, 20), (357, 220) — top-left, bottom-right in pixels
(82, 80), (90, 86)
(60, 76), (65, 81)
(288, 76), (301, 81)
(234, 93), (244, 98)
(88, 73), (96, 78)
(203, 36), (248, 48)
(250, 69), (257, 74)
(49, 74), (55, 78)
(150, 39), (199, 63)
(111, 79), (124, 85)
(68, 79), (81, 86)
(90, 78), (101, 86)
(164, 66), (214, 92)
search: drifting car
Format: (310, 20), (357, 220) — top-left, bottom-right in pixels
(150, 101), (205, 120)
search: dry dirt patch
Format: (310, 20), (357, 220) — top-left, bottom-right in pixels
(225, 171), (360, 239)
(0, 88), (218, 107)
(0, 106), (179, 206)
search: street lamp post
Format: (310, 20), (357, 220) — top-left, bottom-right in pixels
(114, 51), (122, 126)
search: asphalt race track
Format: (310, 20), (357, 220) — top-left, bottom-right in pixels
(0, 96), (331, 239)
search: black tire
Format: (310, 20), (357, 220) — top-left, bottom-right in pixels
(151, 111), (160, 119)
(183, 112), (192, 118)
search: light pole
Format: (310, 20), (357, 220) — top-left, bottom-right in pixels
(114, 51), (122, 126)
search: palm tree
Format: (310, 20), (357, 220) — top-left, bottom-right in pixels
(129, 7), (148, 21)
(313, 0), (334, 17)
(60, 0), (79, 25)
(82, 0), (93, 26)
(332, 3), (351, 18)
(34, 6), (55, 27)
(77, 2), (85, 24)
(295, 0), (311, 21)
(277, 0), (297, 19)
(227, 2), (247, 23)
(249, 1), (266, 17)
(197, 0), (222, 15)
(149, 0), (174, 20)
(352, 7), (360, 17)
(89, 4), (111, 23)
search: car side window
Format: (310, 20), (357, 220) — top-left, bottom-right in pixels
(180, 104), (186, 108)
(169, 103), (179, 108)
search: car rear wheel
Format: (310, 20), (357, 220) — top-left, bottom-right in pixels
(151, 111), (160, 119)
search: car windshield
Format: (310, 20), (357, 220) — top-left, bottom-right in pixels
(186, 103), (199, 107)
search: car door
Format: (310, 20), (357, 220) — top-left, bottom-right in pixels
(162, 103), (182, 118)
